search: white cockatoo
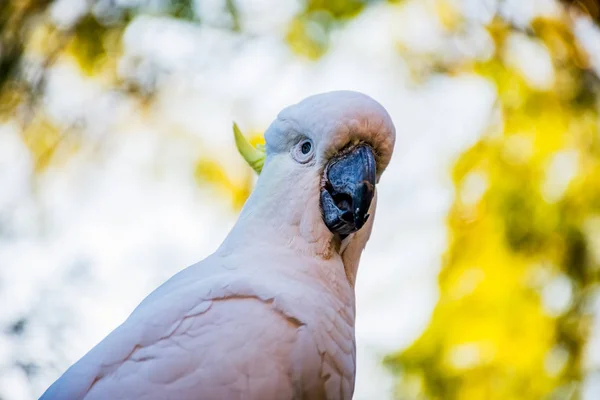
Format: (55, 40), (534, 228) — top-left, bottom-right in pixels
(40, 91), (396, 400)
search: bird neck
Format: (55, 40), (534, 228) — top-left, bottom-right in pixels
(217, 161), (375, 288)
(221, 164), (335, 259)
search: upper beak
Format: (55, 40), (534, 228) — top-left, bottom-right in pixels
(320, 144), (377, 238)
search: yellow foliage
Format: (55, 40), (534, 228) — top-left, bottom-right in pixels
(386, 14), (600, 400)
(194, 158), (253, 211)
(66, 15), (123, 81)
(248, 131), (266, 149)
(286, 13), (331, 60)
(195, 127), (264, 211)
(305, 0), (366, 19)
(195, 129), (264, 210)
(286, 0), (366, 60)
(20, 114), (79, 172)
(432, 0), (461, 31)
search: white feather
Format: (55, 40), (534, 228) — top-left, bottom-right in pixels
(40, 91), (395, 400)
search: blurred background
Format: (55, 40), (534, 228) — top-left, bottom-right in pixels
(1, 0), (600, 399)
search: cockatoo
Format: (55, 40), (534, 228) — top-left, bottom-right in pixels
(40, 91), (395, 400)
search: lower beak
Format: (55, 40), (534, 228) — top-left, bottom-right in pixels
(320, 144), (377, 238)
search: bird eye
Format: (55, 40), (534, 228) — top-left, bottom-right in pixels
(292, 138), (314, 164)
(301, 141), (312, 155)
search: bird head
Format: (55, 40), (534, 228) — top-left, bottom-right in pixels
(233, 91), (395, 272)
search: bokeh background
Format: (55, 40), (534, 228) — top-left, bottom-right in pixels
(2, 0), (600, 399)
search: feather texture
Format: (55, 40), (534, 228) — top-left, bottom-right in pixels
(40, 91), (395, 400)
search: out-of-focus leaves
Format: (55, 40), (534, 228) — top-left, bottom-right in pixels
(20, 113), (76, 172)
(0, 0), (265, 217)
(286, 11), (334, 60)
(168, 0), (196, 21)
(225, 0), (240, 31)
(560, 0), (600, 24)
(194, 159), (253, 210)
(286, 0), (377, 59)
(0, 0), (53, 92)
(433, 0), (461, 30)
(65, 14), (124, 81)
(69, 15), (110, 75)
(305, 0), (368, 19)
(386, 9), (600, 400)
(194, 132), (264, 210)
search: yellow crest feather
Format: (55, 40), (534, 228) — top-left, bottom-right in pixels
(233, 122), (266, 174)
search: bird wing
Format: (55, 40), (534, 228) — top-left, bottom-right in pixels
(40, 253), (355, 400)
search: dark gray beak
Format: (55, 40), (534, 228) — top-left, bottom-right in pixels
(320, 144), (377, 238)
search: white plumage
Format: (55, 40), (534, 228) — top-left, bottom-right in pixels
(40, 91), (395, 400)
